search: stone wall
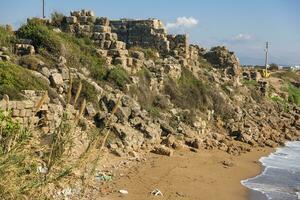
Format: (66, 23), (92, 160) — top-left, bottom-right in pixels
(63, 10), (131, 68)
(58, 10), (202, 70)
(0, 90), (66, 134)
(110, 19), (170, 55)
(167, 34), (189, 59)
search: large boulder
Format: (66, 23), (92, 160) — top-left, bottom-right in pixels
(112, 123), (144, 151)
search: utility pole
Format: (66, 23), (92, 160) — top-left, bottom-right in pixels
(42, 0), (45, 18)
(265, 42), (269, 70)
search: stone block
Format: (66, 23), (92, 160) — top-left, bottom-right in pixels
(8, 101), (17, 109)
(60, 67), (69, 80)
(85, 102), (96, 117)
(25, 109), (32, 117)
(108, 49), (129, 57)
(78, 25), (91, 32)
(105, 32), (118, 41)
(95, 17), (110, 26)
(111, 41), (126, 49)
(12, 109), (20, 117)
(79, 16), (88, 23)
(113, 57), (128, 67)
(19, 109), (26, 117)
(70, 11), (81, 17)
(23, 100), (34, 109)
(131, 51), (145, 60)
(103, 40), (112, 49)
(96, 49), (108, 57)
(15, 44), (35, 56)
(105, 57), (113, 65)
(127, 57), (133, 66)
(152, 145), (173, 156)
(50, 73), (64, 87)
(92, 32), (106, 40)
(93, 25), (111, 33)
(133, 58), (144, 67)
(86, 10), (95, 17)
(0, 55), (10, 61)
(40, 67), (51, 78)
(66, 16), (77, 24)
(16, 102), (25, 110)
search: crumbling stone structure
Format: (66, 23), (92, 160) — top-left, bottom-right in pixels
(204, 46), (241, 77)
(57, 10), (209, 73)
(0, 90), (65, 134)
(15, 44), (35, 56)
(167, 34), (189, 59)
(63, 10), (131, 68)
(110, 19), (170, 54)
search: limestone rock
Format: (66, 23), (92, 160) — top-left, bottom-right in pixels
(50, 73), (64, 87)
(152, 145), (173, 156)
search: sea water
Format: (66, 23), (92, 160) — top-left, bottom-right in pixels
(242, 141), (300, 200)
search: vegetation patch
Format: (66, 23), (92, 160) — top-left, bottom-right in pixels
(106, 67), (131, 90)
(165, 68), (211, 111)
(287, 84), (300, 106)
(0, 25), (15, 48)
(0, 61), (48, 99)
(129, 46), (159, 60)
(17, 21), (63, 56)
(18, 55), (44, 71)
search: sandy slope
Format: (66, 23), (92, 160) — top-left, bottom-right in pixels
(103, 148), (273, 200)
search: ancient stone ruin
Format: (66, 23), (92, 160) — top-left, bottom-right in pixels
(59, 10), (202, 71)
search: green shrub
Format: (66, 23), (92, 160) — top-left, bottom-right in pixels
(72, 79), (99, 106)
(106, 67), (130, 89)
(17, 22), (62, 55)
(18, 55), (43, 70)
(165, 68), (211, 111)
(273, 70), (300, 82)
(288, 84), (300, 106)
(57, 32), (107, 80)
(0, 25), (15, 49)
(0, 61), (48, 99)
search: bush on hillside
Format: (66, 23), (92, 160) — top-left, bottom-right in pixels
(0, 25), (15, 49)
(0, 61), (48, 99)
(106, 67), (131, 90)
(165, 68), (211, 111)
(288, 84), (300, 106)
(17, 22), (62, 55)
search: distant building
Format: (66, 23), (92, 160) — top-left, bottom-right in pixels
(290, 65), (300, 71)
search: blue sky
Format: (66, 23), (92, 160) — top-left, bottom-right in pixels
(0, 0), (299, 65)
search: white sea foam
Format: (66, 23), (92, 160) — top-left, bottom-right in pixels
(242, 141), (300, 200)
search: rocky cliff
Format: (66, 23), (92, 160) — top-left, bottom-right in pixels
(0, 9), (299, 199)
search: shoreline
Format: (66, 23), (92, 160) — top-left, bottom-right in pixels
(103, 147), (274, 200)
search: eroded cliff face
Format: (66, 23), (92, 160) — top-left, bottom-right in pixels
(0, 9), (299, 199)
(1, 8), (299, 158)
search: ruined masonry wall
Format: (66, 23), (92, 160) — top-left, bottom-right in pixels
(62, 10), (192, 60)
(0, 90), (69, 134)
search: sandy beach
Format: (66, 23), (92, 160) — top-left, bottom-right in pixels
(104, 148), (273, 200)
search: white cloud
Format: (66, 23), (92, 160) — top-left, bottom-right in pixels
(166, 17), (198, 29)
(232, 34), (253, 41)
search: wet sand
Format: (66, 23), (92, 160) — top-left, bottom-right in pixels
(104, 148), (273, 200)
